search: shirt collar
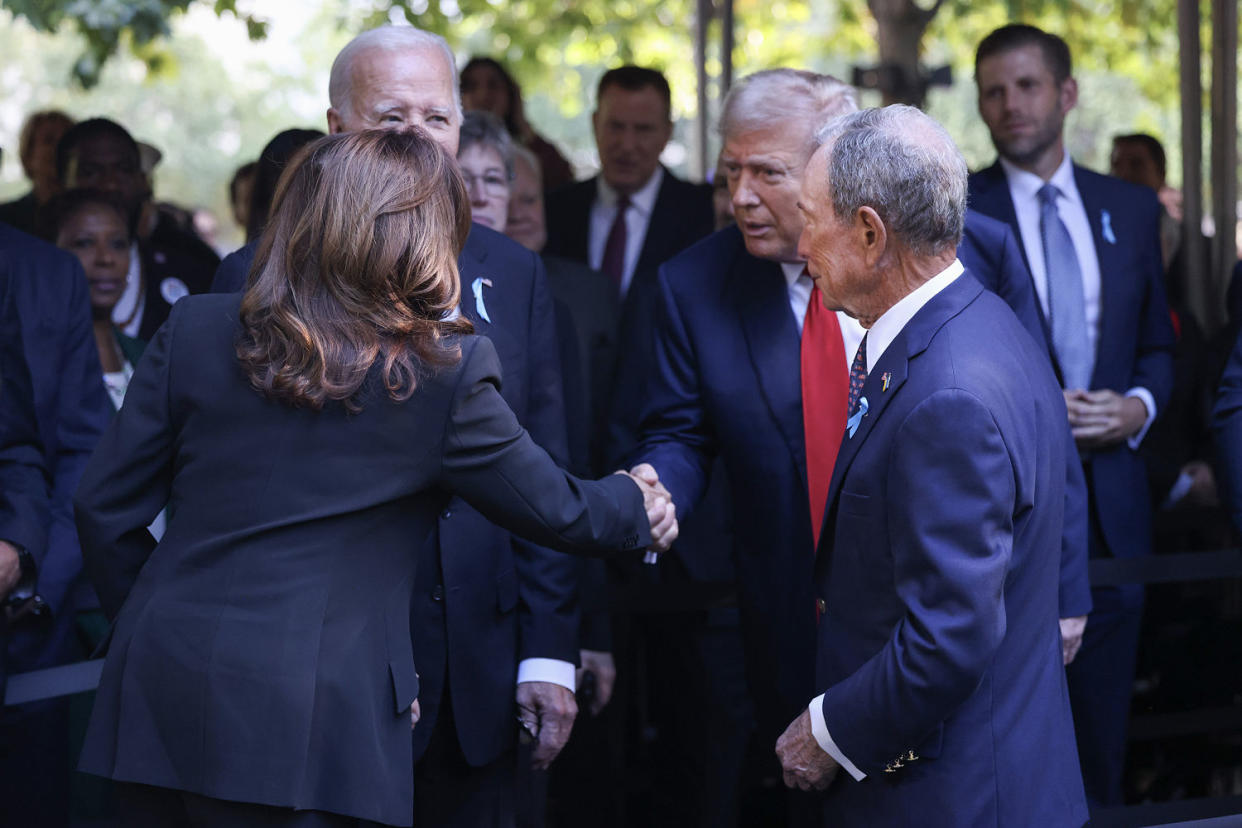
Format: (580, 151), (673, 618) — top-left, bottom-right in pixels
(999, 152), (1081, 206)
(597, 166), (664, 216)
(862, 258), (963, 374)
(781, 260), (808, 289)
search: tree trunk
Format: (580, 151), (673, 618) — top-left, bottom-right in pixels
(867, 0), (945, 107)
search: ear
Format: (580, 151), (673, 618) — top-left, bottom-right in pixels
(326, 108), (345, 135)
(857, 205), (887, 266)
(1060, 77), (1078, 116)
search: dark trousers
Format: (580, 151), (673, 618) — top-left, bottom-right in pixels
(1067, 582), (1145, 807)
(414, 689), (516, 828)
(116, 782), (387, 827)
(0, 700), (70, 828)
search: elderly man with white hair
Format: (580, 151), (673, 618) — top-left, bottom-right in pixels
(211, 25), (586, 827)
(613, 69), (1089, 827)
(774, 103), (1086, 826)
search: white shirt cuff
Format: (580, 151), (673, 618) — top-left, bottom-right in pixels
(1125, 387), (1157, 449)
(808, 694), (867, 781)
(516, 658), (576, 692)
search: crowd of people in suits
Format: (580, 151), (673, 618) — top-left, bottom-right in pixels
(1, 16), (1240, 828)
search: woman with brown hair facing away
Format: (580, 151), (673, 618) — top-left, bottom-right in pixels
(73, 128), (676, 828)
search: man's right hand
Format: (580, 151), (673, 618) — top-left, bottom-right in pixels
(0, 540), (21, 599)
(620, 464), (679, 553)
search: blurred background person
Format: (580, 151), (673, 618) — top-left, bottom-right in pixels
(228, 160), (257, 235)
(458, 111), (513, 233)
(461, 56), (575, 192)
(243, 128), (325, 245)
(56, 118), (218, 340)
(0, 110), (75, 236)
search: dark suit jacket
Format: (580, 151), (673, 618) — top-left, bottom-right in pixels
(210, 224), (580, 766)
(74, 294), (645, 826)
(624, 219), (1088, 744)
(812, 274), (1086, 825)
(0, 223), (110, 669)
(135, 214), (218, 341)
(1213, 328), (1242, 531)
(969, 162), (1176, 558)
(543, 167), (715, 297)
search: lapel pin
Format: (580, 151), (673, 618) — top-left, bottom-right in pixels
(881, 372), (891, 392)
(1101, 210), (1116, 245)
(471, 277), (492, 323)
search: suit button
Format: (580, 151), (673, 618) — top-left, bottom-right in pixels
(816, 598), (826, 613)
(441, 508), (452, 519)
(432, 585), (445, 602)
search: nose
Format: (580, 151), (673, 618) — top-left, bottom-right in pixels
(732, 172), (759, 210)
(465, 177), (489, 204)
(94, 242), (118, 268)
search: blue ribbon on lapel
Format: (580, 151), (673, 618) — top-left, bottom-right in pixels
(471, 277), (492, 323)
(847, 396), (868, 438)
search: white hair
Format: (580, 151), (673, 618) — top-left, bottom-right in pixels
(718, 69), (858, 147)
(328, 26), (462, 121)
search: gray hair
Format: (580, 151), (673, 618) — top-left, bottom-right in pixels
(510, 142), (542, 183)
(458, 111), (514, 179)
(815, 105), (967, 255)
(329, 26), (462, 122)
(718, 69), (858, 147)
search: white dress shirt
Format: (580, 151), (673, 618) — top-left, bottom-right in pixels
(781, 262), (864, 372)
(806, 259), (963, 782)
(588, 167), (664, 298)
(999, 155), (1156, 447)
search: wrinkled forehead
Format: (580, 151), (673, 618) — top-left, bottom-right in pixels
(349, 45), (454, 99)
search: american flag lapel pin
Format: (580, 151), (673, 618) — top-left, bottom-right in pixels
(881, 372), (891, 392)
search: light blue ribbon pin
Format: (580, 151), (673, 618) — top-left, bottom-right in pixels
(1101, 210), (1116, 245)
(846, 396), (869, 438)
(471, 277), (492, 323)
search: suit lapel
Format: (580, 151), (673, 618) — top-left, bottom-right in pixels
(1073, 165), (1116, 383)
(634, 168), (678, 277)
(734, 256), (807, 487)
(816, 274), (985, 556)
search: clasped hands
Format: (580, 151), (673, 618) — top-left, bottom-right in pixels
(617, 463), (678, 555)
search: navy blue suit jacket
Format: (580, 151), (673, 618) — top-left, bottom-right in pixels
(812, 273), (1086, 825)
(1212, 328), (1242, 531)
(0, 223), (109, 671)
(624, 214), (1087, 740)
(210, 224), (578, 766)
(969, 162), (1176, 558)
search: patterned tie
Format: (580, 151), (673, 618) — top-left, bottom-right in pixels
(1038, 183), (1093, 390)
(801, 282), (847, 549)
(847, 333), (868, 417)
(600, 193), (631, 291)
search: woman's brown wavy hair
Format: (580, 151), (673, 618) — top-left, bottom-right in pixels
(237, 129), (473, 410)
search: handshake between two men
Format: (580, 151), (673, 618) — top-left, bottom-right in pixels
(619, 463), (679, 557)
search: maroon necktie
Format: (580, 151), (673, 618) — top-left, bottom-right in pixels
(600, 194), (631, 290)
(801, 283), (848, 550)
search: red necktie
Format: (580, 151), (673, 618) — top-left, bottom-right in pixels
(801, 283), (848, 550)
(600, 194), (631, 290)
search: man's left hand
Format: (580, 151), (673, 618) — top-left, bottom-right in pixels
(516, 680), (578, 770)
(1065, 390), (1147, 448)
(775, 708), (839, 792)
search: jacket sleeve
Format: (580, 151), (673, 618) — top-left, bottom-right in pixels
(1129, 197), (1176, 410)
(623, 264), (716, 523)
(441, 338), (647, 558)
(1213, 329), (1242, 533)
(74, 301), (180, 620)
(0, 296), (49, 562)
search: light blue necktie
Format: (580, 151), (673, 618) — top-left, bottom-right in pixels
(1038, 183), (1093, 390)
